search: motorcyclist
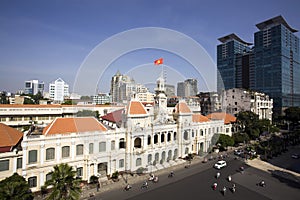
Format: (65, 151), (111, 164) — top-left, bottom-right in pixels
(228, 175), (232, 182)
(213, 182), (217, 190)
(169, 171), (174, 177)
(222, 186), (226, 195)
(125, 184), (132, 191)
(232, 183), (236, 192)
(216, 172), (220, 179)
(260, 180), (265, 187)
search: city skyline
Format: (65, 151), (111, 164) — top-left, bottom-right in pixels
(1, 0), (300, 94)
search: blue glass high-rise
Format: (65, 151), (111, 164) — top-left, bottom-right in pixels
(254, 15), (300, 114)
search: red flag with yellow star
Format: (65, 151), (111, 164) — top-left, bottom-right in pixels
(154, 58), (163, 65)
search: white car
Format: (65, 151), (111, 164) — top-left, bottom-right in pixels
(214, 160), (227, 169)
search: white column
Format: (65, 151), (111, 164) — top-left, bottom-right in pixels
(12, 156), (17, 173)
(40, 142), (45, 165)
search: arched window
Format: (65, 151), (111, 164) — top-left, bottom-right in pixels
(147, 135), (151, 145)
(185, 147), (189, 154)
(167, 132), (171, 141)
(148, 154), (152, 164)
(173, 149), (178, 160)
(99, 142), (106, 152)
(111, 140), (115, 150)
(134, 137), (142, 148)
(161, 133), (165, 143)
(154, 134), (158, 144)
(173, 132), (177, 140)
(136, 158), (142, 166)
(119, 138), (125, 149)
(167, 150), (172, 161)
(183, 130), (189, 140)
(161, 151), (166, 163)
(76, 144), (84, 155)
(46, 147), (55, 160)
(155, 153), (159, 163)
(61, 146), (70, 158)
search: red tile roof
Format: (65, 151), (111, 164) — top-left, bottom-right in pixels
(192, 114), (210, 122)
(101, 109), (124, 123)
(0, 123), (23, 152)
(126, 101), (147, 115)
(206, 112), (236, 124)
(42, 117), (107, 135)
(174, 102), (191, 114)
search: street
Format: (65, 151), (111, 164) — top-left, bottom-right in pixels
(92, 155), (300, 200)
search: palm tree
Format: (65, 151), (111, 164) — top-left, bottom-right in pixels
(0, 173), (33, 200)
(45, 163), (81, 200)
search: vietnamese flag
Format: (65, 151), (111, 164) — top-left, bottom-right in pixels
(154, 58), (163, 65)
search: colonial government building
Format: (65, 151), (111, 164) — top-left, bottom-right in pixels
(0, 76), (235, 192)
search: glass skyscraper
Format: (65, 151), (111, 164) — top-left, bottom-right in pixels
(254, 15), (300, 114)
(217, 16), (300, 115)
(217, 33), (252, 92)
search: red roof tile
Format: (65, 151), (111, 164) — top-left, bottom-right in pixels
(192, 114), (210, 122)
(206, 112), (236, 124)
(126, 101), (147, 115)
(175, 102), (191, 114)
(0, 123), (23, 151)
(101, 109), (124, 123)
(42, 117), (107, 135)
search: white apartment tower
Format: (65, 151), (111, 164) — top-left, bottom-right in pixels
(24, 80), (45, 95)
(49, 78), (69, 103)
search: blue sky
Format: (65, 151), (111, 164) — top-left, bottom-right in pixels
(1, 0), (300, 95)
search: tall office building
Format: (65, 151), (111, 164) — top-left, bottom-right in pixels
(49, 78), (70, 103)
(24, 80), (45, 95)
(177, 82), (185, 97)
(110, 71), (134, 103)
(217, 34), (253, 92)
(165, 84), (175, 97)
(254, 15), (300, 114)
(177, 79), (198, 97)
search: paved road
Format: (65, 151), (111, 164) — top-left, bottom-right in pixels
(90, 155), (299, 200)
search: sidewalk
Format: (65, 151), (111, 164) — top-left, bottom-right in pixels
(246, 157), (300, 183)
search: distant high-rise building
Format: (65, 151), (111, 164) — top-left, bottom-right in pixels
(165, 84), (175, 97)
(24, 80), (44, 95)
(217, 33), (253, 92)
(110, 71), (134, 103)
(177, 82), (185, 97)
(49, 78), (69, 103)
(254, 15), (300, 114)
(177, 79), (198, 97)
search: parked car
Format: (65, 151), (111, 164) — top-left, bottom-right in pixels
(234, 149), (244, 156)
(214, 160), (227, 169)
(291, 154), (299, 159)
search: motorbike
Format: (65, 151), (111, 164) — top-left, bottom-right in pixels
(212, 183), (217, 190)
(124, 184), (132, 191)
(228, 175), (232, 182)
(231, 184), (236, 193)
(259, 181), (266, 187)
(222, 186), (226, 196)
(141, 181), (148, 189)
(148, 174), (155, 181)
(216, 172), (220, 179)
(168, 171), (174, 178)
(153, 176), (159, 183)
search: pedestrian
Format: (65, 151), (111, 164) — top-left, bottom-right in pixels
(96, 182), (100, 192)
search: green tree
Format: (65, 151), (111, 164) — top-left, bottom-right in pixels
(285, 107), (300, 125)
(45, 163), (81, 200)
(0, 91), (9, 104)
(0, 173), (33, 200)
(62, 100), (73, 105)
(232, 132), (250, 145)
(217, 134), (234, 149)
(237, 111), (260, 139)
